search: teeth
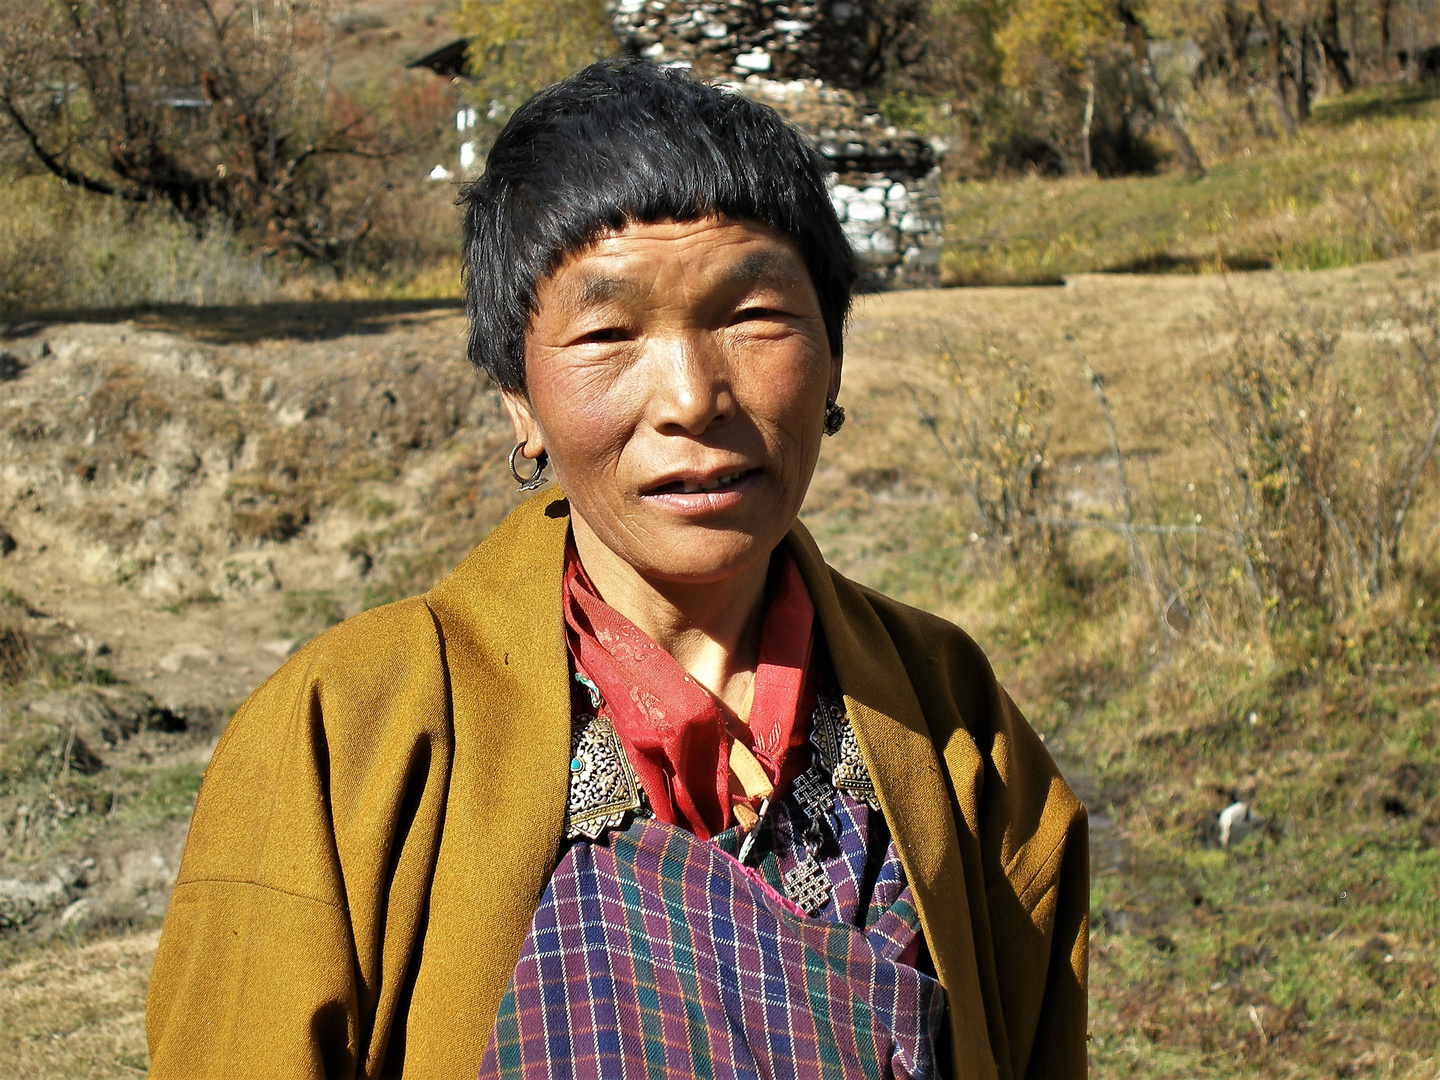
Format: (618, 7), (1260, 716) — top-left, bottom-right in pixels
(675, 471), (743, 494)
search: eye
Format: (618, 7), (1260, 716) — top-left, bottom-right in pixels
(731, 306), (785, 324)
(573, 326), (631, 345)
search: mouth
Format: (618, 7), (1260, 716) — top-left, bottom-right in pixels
(646, 468), (757, 496)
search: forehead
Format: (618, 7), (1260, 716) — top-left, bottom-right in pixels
(537, 217), (813, 308)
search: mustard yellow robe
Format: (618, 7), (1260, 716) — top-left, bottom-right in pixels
(147, 491), (1089, 1079)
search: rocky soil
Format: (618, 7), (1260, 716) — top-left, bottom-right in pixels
(8, 259), (1436, 1076)
(0, 299), (523, 945)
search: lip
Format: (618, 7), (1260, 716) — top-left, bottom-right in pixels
(640, 466), (762, 516)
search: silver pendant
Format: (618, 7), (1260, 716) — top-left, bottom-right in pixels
(783, 852), (832, 915)
(810, 689), (880, 810)
(564, 713), (644, 841)
(792, 765), (834, 823)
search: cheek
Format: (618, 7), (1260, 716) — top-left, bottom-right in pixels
(527, 359), (639, 470)
(733, 340), (830, 430)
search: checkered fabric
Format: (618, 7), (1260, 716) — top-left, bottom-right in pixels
(478, 793), (944, 1079)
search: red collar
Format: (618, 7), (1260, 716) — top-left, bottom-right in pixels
(562, 544), (816, 839)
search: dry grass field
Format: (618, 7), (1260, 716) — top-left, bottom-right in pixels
(3, 253), (1438, 1075)
(942, 83), (1440, 287)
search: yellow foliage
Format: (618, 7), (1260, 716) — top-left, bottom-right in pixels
(997, 0), (1118, 87)
(456, 0), (615, 103)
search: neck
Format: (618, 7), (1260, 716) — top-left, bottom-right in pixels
(571, 519), (771, 714)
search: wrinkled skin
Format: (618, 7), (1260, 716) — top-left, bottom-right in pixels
(501, 216), (841, 703)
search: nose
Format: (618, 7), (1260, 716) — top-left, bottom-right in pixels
(644, 331), (735, 436)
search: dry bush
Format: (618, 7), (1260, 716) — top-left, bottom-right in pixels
(0, 591), (36, 687)
(1212, 286), (1440, 621)
(912, 339), (1054, 556)
(0, 1), (437, 265)
(0, 179), (278, 314)
(923, 285), (1440, 651)
(0, 626), (34, 687)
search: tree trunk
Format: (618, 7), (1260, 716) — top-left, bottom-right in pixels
(1260, 1), (1300, 136)
(1319, 0), (1355, 91)
(1348, 0), (1358, 80)
(1222, 2), (1252, 90)
(1378, 0), (1394, 73)
(1115, 0), (1206, 175)
(1297, 22), (1315, 120)
(1081, 60), (1096, 175)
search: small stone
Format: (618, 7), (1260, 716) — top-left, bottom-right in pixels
(869, 227), (899, 256)
(841, 220), (873, 250)
(60, 897), (94, 928)
(158, 643), (219, 673)
(905, 244), (943, 269)
(735, 50), (772, 72)
(263, 639), (299, 658)
(846, 199), (886, 222)
(1218, 800), (1263, 847)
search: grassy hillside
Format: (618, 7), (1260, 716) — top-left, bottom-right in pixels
(942, 82), (1440, 286)
(7, 81), (1440, 316)
(814, 257), (1440, 1077)
(3, 254), (1437, 1076)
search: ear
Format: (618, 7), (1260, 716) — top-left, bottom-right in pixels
(500, 389), (545, 458)
(827, 346), (844, 405)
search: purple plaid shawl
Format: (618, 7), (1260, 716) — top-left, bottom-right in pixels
(478, 786), (944, 1079)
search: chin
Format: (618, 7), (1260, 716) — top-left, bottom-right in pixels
(636, 526), (780, 585)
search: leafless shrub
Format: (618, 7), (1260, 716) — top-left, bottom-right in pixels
(913, 287), (1440, 656)
(1211, 285), (1440, 621)
(0, 0), (452, 270)
(0, 591), (36, 686)
(0, 624), (35, 686)
(911, 339), (1054, 557)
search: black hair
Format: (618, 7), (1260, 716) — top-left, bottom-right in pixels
(458, 59), (856, 393)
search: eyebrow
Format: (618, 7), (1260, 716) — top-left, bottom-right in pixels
(717, 250), (804, 291)
(560, 247), (804, 310)
(568, 274), (644, 307)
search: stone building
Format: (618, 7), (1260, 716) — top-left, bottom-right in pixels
(609, 0), (945, 288)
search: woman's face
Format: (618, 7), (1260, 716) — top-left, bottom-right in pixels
(503, 216), (841, 587)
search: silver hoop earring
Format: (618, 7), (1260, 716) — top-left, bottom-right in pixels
(508, 443), (550, 492)
(823, 400), (846, 437)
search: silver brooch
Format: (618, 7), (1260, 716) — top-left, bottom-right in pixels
(783, 852), (833, 915)
(809, 689), (880, 810)
(783, 764), (838, 915)
(564, 712), (644, 841)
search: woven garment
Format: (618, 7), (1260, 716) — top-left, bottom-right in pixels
(478, 798), (944, 1079)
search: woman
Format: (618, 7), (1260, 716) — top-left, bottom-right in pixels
(147, 61), (1088, 1079)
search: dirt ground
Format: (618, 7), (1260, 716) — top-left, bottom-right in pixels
(3, 252), (1436, 1075)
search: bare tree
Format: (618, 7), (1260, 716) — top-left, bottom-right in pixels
(0, 0), (435, 267)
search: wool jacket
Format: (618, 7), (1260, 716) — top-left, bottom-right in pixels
(146, 490), (1089, 1079)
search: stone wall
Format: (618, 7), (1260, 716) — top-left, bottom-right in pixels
(608, 0), (879, 88)
(609, 0), (945, 288)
